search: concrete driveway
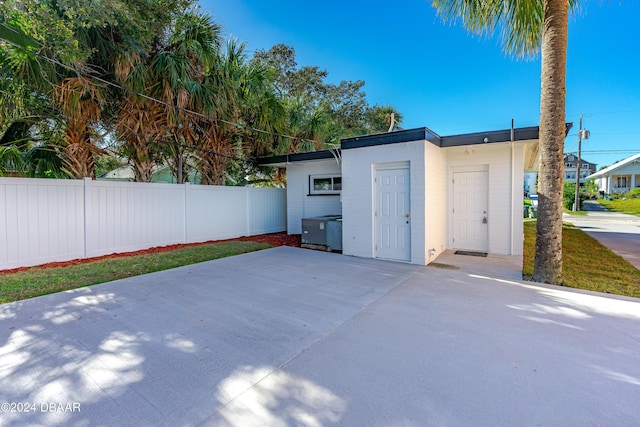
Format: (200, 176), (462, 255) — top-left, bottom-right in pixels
(565, 199), (640, 269)
(1, 247), (639, 426)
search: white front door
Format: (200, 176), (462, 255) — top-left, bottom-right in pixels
(375, 166), (411, 262)
(453, 171), (488, 252)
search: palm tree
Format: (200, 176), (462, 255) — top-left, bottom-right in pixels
(196, 39), (286, 185)
(432, 0), (577, 285)
(53, 76), (106, 178)
(115, 9), (222, 182)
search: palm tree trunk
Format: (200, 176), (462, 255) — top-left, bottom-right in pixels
(533, 0), (569, 284)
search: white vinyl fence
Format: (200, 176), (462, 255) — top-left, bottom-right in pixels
(0, 178), (286, 270)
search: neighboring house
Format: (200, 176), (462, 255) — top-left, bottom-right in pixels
(524, 172), (537, 196)
(586, 152), (640, 194)
(257, 125), (566, 266)
(100, 163), (201, 184)
(563, 153), (596, 184)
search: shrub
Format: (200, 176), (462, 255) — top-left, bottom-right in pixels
(563, 182), (587, 210)
(625, 188), (640, 199)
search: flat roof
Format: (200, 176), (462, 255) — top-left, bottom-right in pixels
(255, 123), (573, 167)
(255, 149), (339, 167)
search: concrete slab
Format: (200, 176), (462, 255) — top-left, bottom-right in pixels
(1, 246), (639, 426)
(430, 250), (524, 281)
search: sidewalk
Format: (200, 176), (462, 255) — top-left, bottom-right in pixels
(564, 200), (640, 269)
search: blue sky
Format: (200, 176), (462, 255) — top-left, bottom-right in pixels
(200, 0), (640, 169)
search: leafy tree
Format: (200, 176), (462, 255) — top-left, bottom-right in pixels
(563, 182), (585, 210)
(432, 0), (579, 285)
(583, 178), (598, 199)
(365, 105), (403, 133)
(1, 0), (197, 179)
(114, 7), (222, 182)
(197, 39), (286, 185)
(252, 44), (403, 149)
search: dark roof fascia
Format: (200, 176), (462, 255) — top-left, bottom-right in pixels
(341, 123), (573, 150)
(254, 149), (338, 167)
(341, 127), (442, 150)
(256, 123), (574, 166)
(440, 126), (540, 147)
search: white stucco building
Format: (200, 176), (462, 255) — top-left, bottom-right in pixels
(258, 125), (558, 266)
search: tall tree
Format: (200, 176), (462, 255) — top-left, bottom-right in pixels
(432, 0), (577, 285)
(114, 6), (220, 182)
(197, 39), (285, 185)
(1, 0), (196, 179)
(252, 44), (403, 147)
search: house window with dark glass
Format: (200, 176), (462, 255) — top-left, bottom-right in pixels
(310, 175), (342, 195)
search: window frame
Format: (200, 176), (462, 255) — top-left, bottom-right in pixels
(309, 174), (342, 195)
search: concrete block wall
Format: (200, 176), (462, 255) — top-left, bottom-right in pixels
(285, 159), (342, 234)
(341, 141), (427, 265)
(445, 142), (524, 255)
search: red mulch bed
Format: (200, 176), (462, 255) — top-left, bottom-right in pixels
(0, 233), (301, 275)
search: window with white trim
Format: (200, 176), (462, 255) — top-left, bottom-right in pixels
(309, 175), (342, 195)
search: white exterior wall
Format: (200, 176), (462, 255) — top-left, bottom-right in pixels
(424, 142), (447, 263)
(445, 142), (525, 255)
(0, 178), (286, 270)
(341, 141), (427, 265)
(285, 159), (342, 234)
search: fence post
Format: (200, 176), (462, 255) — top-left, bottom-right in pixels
(246, 187), (252, 237)
(83, 177), (91, 259)
(184, 182), (189, 244)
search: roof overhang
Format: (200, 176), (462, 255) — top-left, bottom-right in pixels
(255, 149), (340, 168)
(254, 123), (573, 168)
(586, 152), (640, 180)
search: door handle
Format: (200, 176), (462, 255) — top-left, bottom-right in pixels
(482, 217), (488, 224)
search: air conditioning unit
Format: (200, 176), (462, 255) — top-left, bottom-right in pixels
(301, 215), (342, 252)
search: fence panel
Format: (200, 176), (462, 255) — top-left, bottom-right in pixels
(0, 178), (286, 270)
(246, 187), (287, 236)
(85, 179), (186, 258)
(0, 178), (85, 270)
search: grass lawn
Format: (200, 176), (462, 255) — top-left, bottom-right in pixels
(0, 241), (271, 303)
(597, 198), (640, 216)
(523, 221), (640, 297)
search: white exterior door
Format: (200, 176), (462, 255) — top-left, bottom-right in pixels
(453, 171), (488, 252)
(375, 166), (410, 261)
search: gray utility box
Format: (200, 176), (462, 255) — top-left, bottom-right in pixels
(326, 218), (342, 251)
(301, 215), (342, 251)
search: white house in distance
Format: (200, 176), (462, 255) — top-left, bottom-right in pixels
(257, 125), (569, 266)
(586, 152), (640, 194)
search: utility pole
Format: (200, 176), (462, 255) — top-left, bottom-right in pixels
(573, 115), (589, 211)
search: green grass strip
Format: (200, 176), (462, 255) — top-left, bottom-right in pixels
(523, 222), (640, 297)
(597, 198), (640, 216)
(0, 241), (271, 303)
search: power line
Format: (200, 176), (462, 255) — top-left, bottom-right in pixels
(0, 30), (335, 153)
